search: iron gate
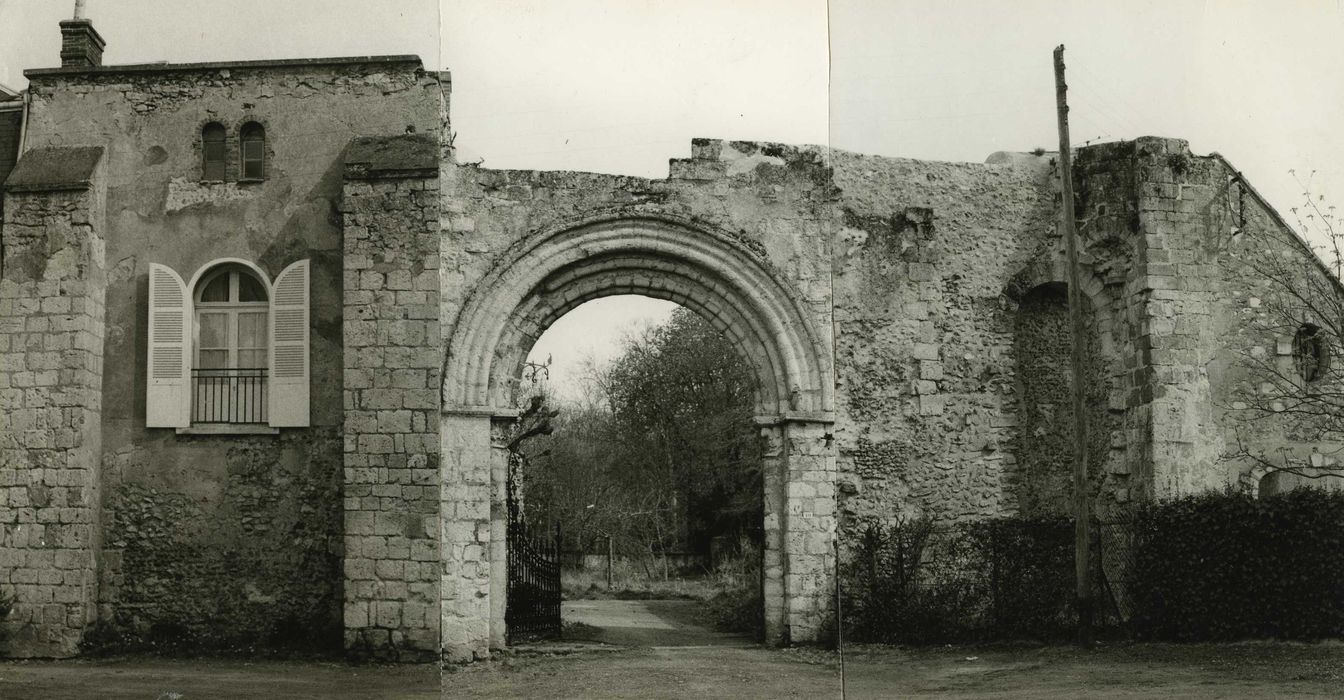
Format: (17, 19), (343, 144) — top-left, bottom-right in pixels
(505, 451), (561, 643)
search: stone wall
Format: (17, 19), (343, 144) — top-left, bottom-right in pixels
(341, 134), (442, 661)
(0, 148), (106, 657)
(828, 149), (1056, 525)
(1169, 147), (1344, 494)
(1010, 284), (1112, 516)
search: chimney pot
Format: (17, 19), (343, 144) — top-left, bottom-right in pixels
(59, 19), (106, 69)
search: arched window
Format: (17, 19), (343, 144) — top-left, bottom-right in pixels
(1294, 324), (1328, 383)
(202, 122), (227, 180)
(240, 122), (266, 179)
(146, 259), (310, 430)
(194, 264), (269, 423)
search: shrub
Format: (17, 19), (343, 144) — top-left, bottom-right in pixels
(839, 488), (1344, 645)
(840, 516), (1077, 644)
(1128, 487), (1344, 640)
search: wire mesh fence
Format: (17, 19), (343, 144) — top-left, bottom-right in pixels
(839, 516), (1140, 643)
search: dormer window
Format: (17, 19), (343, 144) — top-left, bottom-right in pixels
(240, 122), (266, 179)
(202, 122), (227, 180)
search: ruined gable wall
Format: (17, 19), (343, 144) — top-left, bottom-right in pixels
(19, 61), (442, 649)
(1198, 156), (1344, 494)
(1036, 137), (1342, 507)
(828, 150), (1057, 525)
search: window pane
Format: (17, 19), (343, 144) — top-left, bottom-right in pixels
(237, 312), (268, 349)
(203, 149), (226, 180)
(199, 312), (228, 347)
(203, 123), (226, 180)
(238, 349), (267, 368)
(241, 124), (265, 179)
(237, 273), (267, 302)
(200, 274), (230, 302)
(199, 349), (228, 369)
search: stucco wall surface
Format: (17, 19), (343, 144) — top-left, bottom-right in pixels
(16, 60), (443, 650)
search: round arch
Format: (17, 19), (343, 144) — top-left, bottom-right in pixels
(437, 214), (840, 656)
(443, 214), (834, 419)
(185, 257), (273, 296)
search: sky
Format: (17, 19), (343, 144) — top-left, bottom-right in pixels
(3, 0), (1342, 400)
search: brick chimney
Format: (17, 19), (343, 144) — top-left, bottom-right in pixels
(59, 19), (105, 68)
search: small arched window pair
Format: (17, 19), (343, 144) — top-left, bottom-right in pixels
(201, 121), (266, 181)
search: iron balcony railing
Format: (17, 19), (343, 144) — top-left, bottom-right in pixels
(191, 368), (268, 424)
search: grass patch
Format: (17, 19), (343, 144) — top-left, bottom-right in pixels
(562, 555), (756, 602)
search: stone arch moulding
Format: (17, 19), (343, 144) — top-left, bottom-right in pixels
(442, 214), (835, 420)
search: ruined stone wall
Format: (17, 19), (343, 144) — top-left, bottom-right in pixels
(1085, 139), (1226, 501)
(17, 60), (443, 650)
(828, 150), (1057, 525)
(1193, 152), (1344, 494)
(340, 135), (442, 661)
(1037, 136), (1344, 507)
(0, 158), (106, 657)
(1010, 284), (1112, 516)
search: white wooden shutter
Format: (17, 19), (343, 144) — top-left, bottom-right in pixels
(146, 263), (191, 427)
(268, 259), (310, 427)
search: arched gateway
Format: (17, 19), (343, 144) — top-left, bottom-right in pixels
(439, 215), (838, 660)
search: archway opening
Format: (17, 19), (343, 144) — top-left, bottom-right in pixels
(510, 295), (766, 645)
(439, 216), (837, 659)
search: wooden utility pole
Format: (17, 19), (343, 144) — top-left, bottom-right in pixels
(1053, 44), (1094, 645)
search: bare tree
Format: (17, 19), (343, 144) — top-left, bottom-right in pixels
(1226, 170), (1344, 482)
(520, 309), (762, 564)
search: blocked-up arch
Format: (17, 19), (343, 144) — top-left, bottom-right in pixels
(443, 215), (834, 418)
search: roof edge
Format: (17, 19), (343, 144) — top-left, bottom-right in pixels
(1210, 152), (1344, 295)
(4, 146), (104, 193)
(24, 54), (424, 79)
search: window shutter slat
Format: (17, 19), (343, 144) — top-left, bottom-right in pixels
(268, 259), (310, 427)
(146, 263), (191, 427)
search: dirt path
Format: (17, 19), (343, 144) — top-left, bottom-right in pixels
(3, 601), (1342, 698)
(560, 599), (754, 648)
